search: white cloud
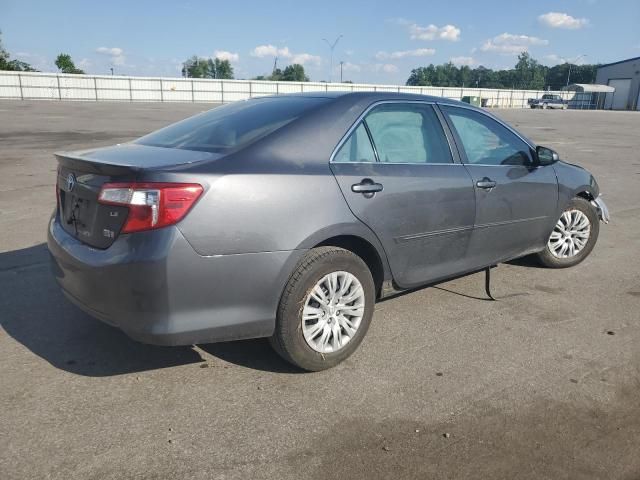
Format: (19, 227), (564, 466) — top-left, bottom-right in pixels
(291, 53), (322, 66)
(96, 46), (126, 65)
(373, 63), (399, 73)
(251, 44), (292, 58)
(410, 23), (461, 41)
(251, 44), (320, 66)
(375, 48), (436, 60)
(450, 56), (476, 66)
(214, 50), (239, 62)
(538, 12), (589, 29)
(480, 33), (548, 54)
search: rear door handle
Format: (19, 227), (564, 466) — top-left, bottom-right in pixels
(352, 179), (383, 194)
(476, 177), (497, 190)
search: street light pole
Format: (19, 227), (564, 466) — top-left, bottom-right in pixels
(566, 54), (587, 87)
(339, 61), (344, 83)
(322, 35), (343, 83)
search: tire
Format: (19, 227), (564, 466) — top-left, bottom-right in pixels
(270, 246), (375, 371)
(535, 197), (600, 268)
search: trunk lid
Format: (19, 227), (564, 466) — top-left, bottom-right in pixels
(56, 144), (217, 249)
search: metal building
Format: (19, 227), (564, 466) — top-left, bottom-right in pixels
(595, 56), (640, 110)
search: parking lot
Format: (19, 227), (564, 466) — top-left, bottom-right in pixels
(1, 100), (639, 480)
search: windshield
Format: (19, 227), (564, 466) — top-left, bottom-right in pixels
(135, 96), (330, 153)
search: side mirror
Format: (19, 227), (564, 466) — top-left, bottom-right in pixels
(536, 146), (559, 166)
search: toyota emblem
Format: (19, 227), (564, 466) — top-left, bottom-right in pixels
(66, 173), (77, 192)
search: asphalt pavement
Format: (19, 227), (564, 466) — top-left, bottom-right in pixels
(1, 100), (639, 480)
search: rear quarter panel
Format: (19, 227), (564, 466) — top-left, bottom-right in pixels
(176, 170), (365, 256)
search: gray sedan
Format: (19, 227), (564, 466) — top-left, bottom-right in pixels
(48, 92), (609, 371)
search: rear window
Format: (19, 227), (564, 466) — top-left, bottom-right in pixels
(135, 96), (330, 153)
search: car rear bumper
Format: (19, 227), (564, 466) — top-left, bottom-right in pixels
(47, 213), (305, 346)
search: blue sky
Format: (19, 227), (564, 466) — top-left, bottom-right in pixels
(2, 0), (639, 84)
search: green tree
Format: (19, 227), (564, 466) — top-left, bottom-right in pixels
(458, 65), (472, 87)
(0, 30), (37, 71)
(545, 62), (598, 89)
(213, 58), (234, 79)
(55, 53), (84, 74)
(406, 54), (598, 90)
(182, 57), (211, 78)
(269, 68), (283, 81)
(0, 31), (9, 68)
(406, 66), (433, 86)
(182, 56), (234, 79)
(513, 52), (546, 90)
(280, 64), (309, 82)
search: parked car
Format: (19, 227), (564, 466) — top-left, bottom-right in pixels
(48, 92), (609, 371)
(528, 93), (568, 109)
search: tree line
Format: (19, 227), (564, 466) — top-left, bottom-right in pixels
(182, 55), (310, 82)
(407, 52), (599, 90)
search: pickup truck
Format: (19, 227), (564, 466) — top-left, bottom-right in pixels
(528, 94), (568, 109)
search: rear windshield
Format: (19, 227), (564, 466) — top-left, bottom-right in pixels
(135, 96), (330, 153)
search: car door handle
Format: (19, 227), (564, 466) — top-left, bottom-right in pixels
(352, 179), (383, 194)
(476, 178), (497, 189)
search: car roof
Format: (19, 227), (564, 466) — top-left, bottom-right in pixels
(264, 90), (466, 106)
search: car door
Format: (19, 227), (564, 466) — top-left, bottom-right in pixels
(330, 102), (476, 288)
(439, 104), (559, 266)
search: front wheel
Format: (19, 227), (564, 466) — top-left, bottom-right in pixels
(535, 197), (600, 268)
(270, 247), (375, 371)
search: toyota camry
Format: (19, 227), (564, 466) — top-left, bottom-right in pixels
(48, 92), (609, 371)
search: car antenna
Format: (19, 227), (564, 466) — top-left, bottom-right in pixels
(484, 265), (497, 301)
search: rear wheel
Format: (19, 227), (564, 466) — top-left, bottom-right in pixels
(270, 247), (375, 371)
(535, 197), (599, 268)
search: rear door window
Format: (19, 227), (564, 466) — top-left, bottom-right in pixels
(333, 123), (377, 163)
(136, 97), (330, 153)
(363, 103), (452, 164)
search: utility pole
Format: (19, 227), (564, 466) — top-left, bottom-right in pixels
(272, 56), (278, 77)
(339, 61), (344, 83)
(322, 35), (343, 83)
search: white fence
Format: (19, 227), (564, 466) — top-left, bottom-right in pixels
(0, 71), (570, 108)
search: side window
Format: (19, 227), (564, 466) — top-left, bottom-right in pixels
(333, 123), (376, 163)
(442, 106), (532, 166)
(364, 104), (452, 164)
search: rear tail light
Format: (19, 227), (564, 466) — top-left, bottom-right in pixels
(98, 182), (203, 233)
